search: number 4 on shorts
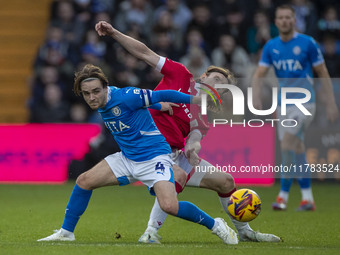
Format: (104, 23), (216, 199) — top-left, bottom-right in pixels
(155, 162), (165, 175)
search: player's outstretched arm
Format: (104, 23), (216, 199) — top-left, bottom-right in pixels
(151, 90), (201, 105)
(251, 65), (269, 110)
(95, 21), (160, 68)
(313, 63), (339, 122)
(127, 89), (201, 111)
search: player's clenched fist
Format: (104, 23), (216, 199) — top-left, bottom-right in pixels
(95, 21), (115, 37)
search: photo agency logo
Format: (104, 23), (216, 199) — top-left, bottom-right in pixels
(201, 84), (312, 128)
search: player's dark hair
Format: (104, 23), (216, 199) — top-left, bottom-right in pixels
(73, 64), (109, 96)
(276, 4), (295, 17)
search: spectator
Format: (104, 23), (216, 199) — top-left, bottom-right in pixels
(81, 30), (107, 60)
(36, 26), (70, 61)
(113, 65), (140, 87)
(69, 102), (89, 123)
(212, 0), (247, 48)
(114, 0), (154, 39)
(92, 10), (112, 25)
(144, 67), (164, 90)
(30, 83), (70, 123)
(34, 25), (77, 73)
(29, 65), (67, 109)
(318, 6), (340, 39)
(183, 27), (210, 57)
(290, 0), (318, 38)
(321, 34), (340, 77)
(91, 11), (117, 65)
(50, 0), (87, 45)
(211, 34), (250, 77)
(254, 0), (276, 22)
(91, 0), (116, 14)
(152, 9), (183, 50)
(153, 0), (192, 33)
(150, 26), (180, 61)
(246, 10), (278, 57)
(317, 34), (340, 126)
(80, 43), (112, 83)
(314, 0), (340, 15)
(186, 3), (217, 49)
(180, 46), (211, 78)
(73, 0), (93, 27)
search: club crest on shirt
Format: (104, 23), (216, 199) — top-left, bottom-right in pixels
(112, 106), (121, 116)
(293, 46), (301, 55)
(273, 49), (280, 54)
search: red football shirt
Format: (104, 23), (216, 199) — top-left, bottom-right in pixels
(149, 57), (209, 150)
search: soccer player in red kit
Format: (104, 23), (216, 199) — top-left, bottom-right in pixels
(95, 21), (281, 243)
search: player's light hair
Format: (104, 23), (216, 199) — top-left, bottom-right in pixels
(204, 65), (237, 95)
(74, 64), (109, 96)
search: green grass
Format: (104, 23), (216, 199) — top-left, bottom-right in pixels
(1, 182), (340, 255)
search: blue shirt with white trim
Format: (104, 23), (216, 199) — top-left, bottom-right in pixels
(259, 32), (324, 104)
(98, 86), (192, 161)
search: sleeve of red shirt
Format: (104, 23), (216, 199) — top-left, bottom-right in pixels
(160, 58), (191, 78)
(155, 58), (193, 92)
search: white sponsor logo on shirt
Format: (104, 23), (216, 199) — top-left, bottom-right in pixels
(273, 59), (303, 71)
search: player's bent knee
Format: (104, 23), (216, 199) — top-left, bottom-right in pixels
(224, 173), (235, 191)
(173, 165), (187, 187)
(76, 172), (93, 190)
(217, 173), (235, 194)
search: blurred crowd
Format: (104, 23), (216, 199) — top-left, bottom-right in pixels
(28, 0), (340, 127)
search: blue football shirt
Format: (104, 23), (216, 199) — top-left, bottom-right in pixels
(259, 32), (324, 104)
(98, 86), (191, 162)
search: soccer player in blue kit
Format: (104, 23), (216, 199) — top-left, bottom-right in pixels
(252, 5), (339, 211)
(37, 62), (238, 244)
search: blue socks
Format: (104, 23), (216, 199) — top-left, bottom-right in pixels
(296, 152), (311, 189)
(280, 150), (295, 192)
(62, 184), (93, 232)
(176, 201), (215, 230)
(60, 185), (216, 233)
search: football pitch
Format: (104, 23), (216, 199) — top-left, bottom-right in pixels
(1, 181), (339, 255)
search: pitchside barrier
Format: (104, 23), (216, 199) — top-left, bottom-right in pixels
(0, 124), (101, 184)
